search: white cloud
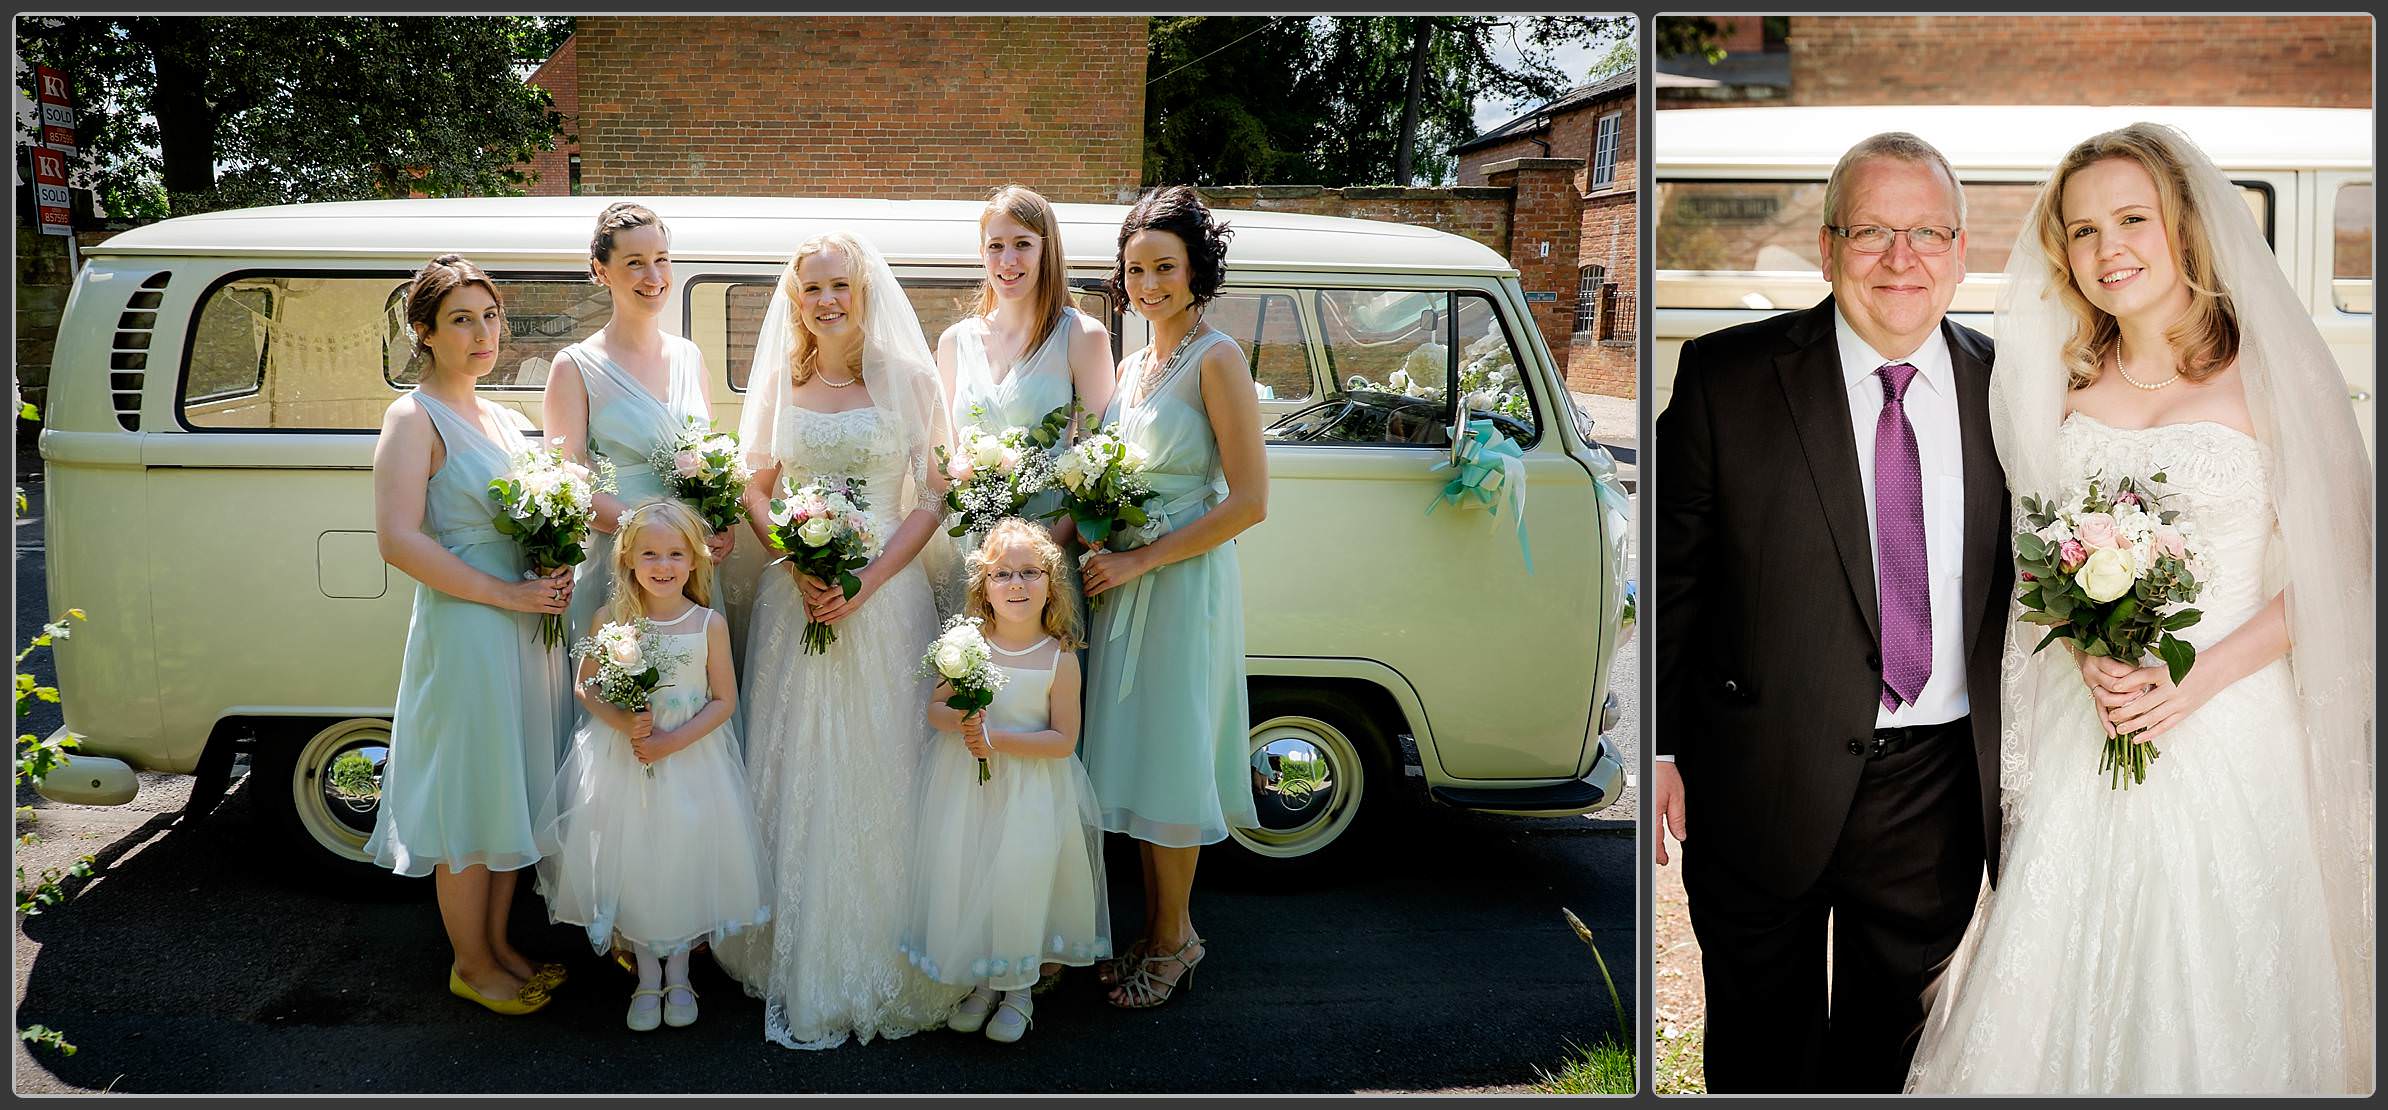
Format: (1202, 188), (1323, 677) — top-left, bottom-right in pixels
(1471, 17), (1633, 134)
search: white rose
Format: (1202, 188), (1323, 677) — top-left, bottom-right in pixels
(934, 640), (972, 680)
(968, 434), (1006, 471)
(997, 446), (1021, 474)
(798, 516), (836, 547)
(1388, 369), (1410, 391)
(605, 636), (643, 670)
(2073, 546), (2136, 603)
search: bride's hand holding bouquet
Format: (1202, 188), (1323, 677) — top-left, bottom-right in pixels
(764, 475), (881, 654)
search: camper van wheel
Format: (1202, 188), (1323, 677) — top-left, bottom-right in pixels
(254, 718), (400, 887)
(1225, 687), (1399, 877)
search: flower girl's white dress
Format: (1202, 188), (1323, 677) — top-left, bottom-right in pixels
(538, 605), (772, 957)
(901, 636), (1112, 990)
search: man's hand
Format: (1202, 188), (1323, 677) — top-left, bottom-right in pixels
(1653, 760), (1687, 866)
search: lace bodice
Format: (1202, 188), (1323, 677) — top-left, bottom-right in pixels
(2056, 413), (2275, 644)
(776, 405), (910, 529)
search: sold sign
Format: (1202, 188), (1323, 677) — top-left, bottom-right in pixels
(31, 64), (75, 236)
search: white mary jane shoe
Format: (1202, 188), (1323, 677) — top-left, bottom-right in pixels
(948, 986), (998, 1034)
(663, 982), (699, 1028)
(626, 987), (666, 1033)
(984, 991), (1032, 1044)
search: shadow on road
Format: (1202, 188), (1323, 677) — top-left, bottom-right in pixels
(15, 771), (1633, 1094)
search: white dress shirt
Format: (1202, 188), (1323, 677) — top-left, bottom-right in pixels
(1836, 309), (1969, 728)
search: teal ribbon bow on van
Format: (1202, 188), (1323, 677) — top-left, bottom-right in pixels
(1427, 418), (1532, 573)
(1102, 474), (1229, 703)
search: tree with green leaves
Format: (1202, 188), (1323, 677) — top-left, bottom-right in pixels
(14, 16), (571, 221)
(1143, 15), (1632, 188)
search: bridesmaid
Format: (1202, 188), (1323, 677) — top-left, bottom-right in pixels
(935, 184), (1114, 604)
(543, 202), (734, 648)
(366, 255), (574, 1015)
(1078, 186), (1268, 1008)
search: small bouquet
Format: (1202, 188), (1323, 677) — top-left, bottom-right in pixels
(764, 476), (881, 655)
(2013, 471), (2208, 790)
(1344, 330), (1531, 424)
(937, 403), (1070, 541)
(572, 618), (688, 778)
(1048, 426), (1157, 611)
(489, 440), (599, 649)
(921, 614), (1009, 785)
(647, 417), (752, 535)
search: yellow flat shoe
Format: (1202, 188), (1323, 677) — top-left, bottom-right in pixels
(527, 962), (568, 991)
(449, 965), (552, 1016)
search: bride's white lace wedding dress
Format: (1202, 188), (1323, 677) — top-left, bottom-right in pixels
(711, 402), (967, 1050)
(1907, 413), (2356, 1093)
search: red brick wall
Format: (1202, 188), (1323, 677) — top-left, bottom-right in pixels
(1456, 136), (1547, 187)
(1571, 96), (1636, 397)
(1194, 186), (1512, 253)
(1789, 15), (2373, 108)
(1484, 158), (1581, 388)
(575, 17), (1147, 202)
(522, 36), (578, 197)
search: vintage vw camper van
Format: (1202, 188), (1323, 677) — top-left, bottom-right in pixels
(1652, 105), (2374, 446)
(36, 197), (1632, 879)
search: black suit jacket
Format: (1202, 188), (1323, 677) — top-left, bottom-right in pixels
(1655, 296), (2010, 897)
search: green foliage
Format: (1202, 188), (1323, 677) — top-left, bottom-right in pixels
(1143, 15), (1631, 187)
(1532, 1039), (1636, 1094)
(15, 608), (94, 1056)
(19, 1026), (76, 1057)
(15, 16), (571, 218)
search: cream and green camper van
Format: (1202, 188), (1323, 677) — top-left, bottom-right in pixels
(36, 197), (1632, 879)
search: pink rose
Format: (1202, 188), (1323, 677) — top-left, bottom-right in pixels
(2151, 525), (2187, 560)
(946, 456), (974, 483)
(2072, 512), (2120, 550)
(997, 446), (1021, 474)
(673, 450), (703, 478)
(2115, 490), (2141, 508)
(2058, 539), (2088, 571)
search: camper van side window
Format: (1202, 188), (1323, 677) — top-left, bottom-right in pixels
(186, 285), (274, 404)
(1203, 290), (1313, 403)
(383, 275), (609, 392)
(1265, 289), (1536, 449)
(2335, 183), (2372, 315)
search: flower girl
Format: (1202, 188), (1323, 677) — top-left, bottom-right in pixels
(539, 498), (772, 1032)
(902, 518), (1111, 1044)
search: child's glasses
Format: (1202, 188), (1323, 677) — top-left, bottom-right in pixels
(988, 567), (1049, 586)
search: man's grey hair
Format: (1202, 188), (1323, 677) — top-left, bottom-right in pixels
(1822, 131), (1967, 229)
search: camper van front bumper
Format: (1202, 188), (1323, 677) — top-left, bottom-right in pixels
(31, 731), (138, 806)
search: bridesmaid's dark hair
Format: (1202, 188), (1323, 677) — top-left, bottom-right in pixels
(404, 254), (501, 351)
(1107, 185), (1233, 313)
(590, 201), (668, 266)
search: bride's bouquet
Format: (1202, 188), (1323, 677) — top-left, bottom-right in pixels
(1048, 426), (1157, 612)
(489, 440), (598, 649)
(646, 417), (751, 534)
(572, 617), (688, 778)
(920, 614), (1009, 785)
(765, 476), (881, 655)
(2013, 471), (2209, 789)
(936, 402), (1070, 541)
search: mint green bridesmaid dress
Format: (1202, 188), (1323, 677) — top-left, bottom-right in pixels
(559, 335), (718, 641)
(1079, 329), (1259, 847)
(365, 392), (570, 877)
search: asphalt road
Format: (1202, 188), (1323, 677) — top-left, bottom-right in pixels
(9, 448), (1639, 1095)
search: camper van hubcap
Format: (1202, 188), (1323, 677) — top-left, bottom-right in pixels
(292, 719), (390, 862)
(1235, 716), (1364, 859)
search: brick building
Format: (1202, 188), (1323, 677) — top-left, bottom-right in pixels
(528, 17), (1147, 203)
(1452, 71), (1638, 398)
(1660, 15), (2371, 109)
(522, 35), (578, 196)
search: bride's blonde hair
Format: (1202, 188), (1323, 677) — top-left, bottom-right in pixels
(964, 518), (1083, 650)
(2031, 123), (2240, 390)
(606, 498), (713, 624)
(779, 231), (871, 388)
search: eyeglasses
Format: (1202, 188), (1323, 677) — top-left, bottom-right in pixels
(1827, 224), (1960, 255)
(987, 567), (1049, 586)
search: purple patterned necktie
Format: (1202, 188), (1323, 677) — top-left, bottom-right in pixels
(1874, 362), (1932, 711)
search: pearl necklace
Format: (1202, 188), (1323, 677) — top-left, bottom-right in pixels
(2113, 345), (2180, 391)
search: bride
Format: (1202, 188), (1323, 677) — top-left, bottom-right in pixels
(1907, 123), (2373, 1093)
(711, 230), (969, 1049)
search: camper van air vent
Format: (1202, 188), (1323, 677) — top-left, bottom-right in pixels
(109, 272), (171, 431)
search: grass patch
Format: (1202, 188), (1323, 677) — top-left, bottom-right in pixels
(1653, 1020), (1707, 1094)
(1534, 1037), (1636, 1094)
